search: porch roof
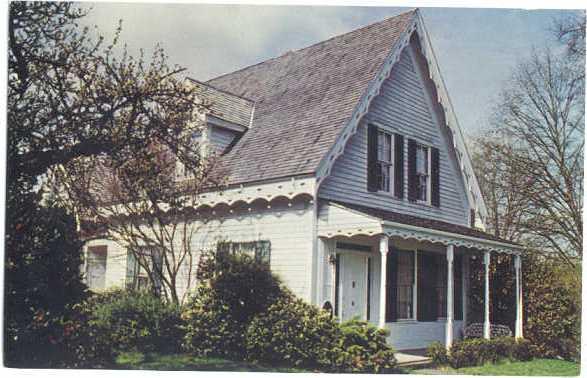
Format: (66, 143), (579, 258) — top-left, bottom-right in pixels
(320, 201), (523, 255)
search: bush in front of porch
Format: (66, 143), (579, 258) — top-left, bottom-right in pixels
(468, 253), (580, 361)
(246, 300), (397, 372)
(426, 337), (537, 369)
(183, 250), (398, 372)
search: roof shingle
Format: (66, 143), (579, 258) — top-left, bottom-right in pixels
(330, 200), (520, 246)
(205, 10), (416, 185)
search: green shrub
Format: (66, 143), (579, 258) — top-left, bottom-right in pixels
(245, 300), (396, 372)
(336, 319), (397, 373)
(468, 254), (580, 361)
(245, 297), (341, 370)
(181, 283), (247, 358)
(511, 338), (538, 361)
(182, 251), (288, 358)
(448, 337), (536, 368)
(427, 342), (448, 365)
(5, 191), (88, 368)
(65, 289), (183, 366)
(523, 255), (580, 361)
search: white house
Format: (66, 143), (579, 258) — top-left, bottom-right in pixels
(83, 9), (524, 351)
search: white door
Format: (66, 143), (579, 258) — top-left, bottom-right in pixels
(87, 246), (107, 290)
(340, 253), (368, 321)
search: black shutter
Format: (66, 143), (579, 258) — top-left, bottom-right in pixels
(385, 252), (398, 322)
(407, 139), (417, 202)
(417, 251), (438, 321)
(367, 124), (379, 192)
(394, 134), (404, 198)
(470, 208), (476, 228)
(454, 254), (463, 321)
(431, 147), (440, 207)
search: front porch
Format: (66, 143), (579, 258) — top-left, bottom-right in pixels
(316, 201), (524, 351)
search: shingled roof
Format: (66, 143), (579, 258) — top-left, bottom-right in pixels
(330, 200), (521, 247)
(187, 78), (254, 127)
(205, 9), (416, 185)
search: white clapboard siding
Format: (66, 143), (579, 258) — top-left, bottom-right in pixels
(210, 126), (238, 155)
(85, 199), (315, 302)
(387, 320), (464, 350)
(318, 202), (382, 236)
(320, 40), (469, 226)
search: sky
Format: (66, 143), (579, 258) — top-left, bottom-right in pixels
(79, 1), (582, 135)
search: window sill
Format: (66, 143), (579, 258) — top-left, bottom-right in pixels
(375, 190), (401, 200)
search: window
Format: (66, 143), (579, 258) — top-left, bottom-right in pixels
(386, 249), (416, 321)
(376, 131), (393, 193)
(396, 251), (415, 319)
(415, 144), (430, 202)
(125, 246), (163, 295)
(217, 240), (271, 265)
(416, 251), (463, 321)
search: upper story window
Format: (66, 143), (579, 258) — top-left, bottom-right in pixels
(415, 144), (430, 203)
(376, 131), (394, 193)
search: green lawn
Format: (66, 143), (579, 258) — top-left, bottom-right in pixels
(412, 359), (580, 376)
(115, 353), (579, 376)
(115, 352), (308, 372)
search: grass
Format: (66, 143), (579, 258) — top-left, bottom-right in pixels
(116, 353), (579, 375)
(412, 359), (580, 376)
(115, 351), (308, 372)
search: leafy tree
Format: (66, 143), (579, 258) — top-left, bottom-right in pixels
(4, 179), (87, 367)
(5, 1), (211, 364)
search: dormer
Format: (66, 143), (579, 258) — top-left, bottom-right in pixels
(175, 79), (255, 180)
(187, 78), (255, 156)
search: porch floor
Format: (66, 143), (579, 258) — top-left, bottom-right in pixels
(395, 348), (431, 367)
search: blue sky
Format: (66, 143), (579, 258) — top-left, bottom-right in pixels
(81, 2), (581, 135)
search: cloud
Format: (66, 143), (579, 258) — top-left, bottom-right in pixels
(79, 3), (577, 133)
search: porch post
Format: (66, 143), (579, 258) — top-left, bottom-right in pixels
(379, 235), (389, 329)
(483, 251), (491, 339)
(446, 245), (455, 348)
(515, 254), (524, 339)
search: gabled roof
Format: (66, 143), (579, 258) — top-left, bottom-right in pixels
(187, 78), (254, 127)
(201, 9), (488, 226)
(205, 9), (416, 185)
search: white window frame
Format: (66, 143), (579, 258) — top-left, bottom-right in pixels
(415, 143), (432, 205)
(376, 130), (395, 195)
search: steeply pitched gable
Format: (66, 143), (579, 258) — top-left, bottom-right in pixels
(207, 10), (416, 185)
(204, 9), (487, 227)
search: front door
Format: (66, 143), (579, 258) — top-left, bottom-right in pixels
(340, 253), (368, 321)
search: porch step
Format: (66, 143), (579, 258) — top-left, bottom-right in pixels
(395, 349), (432, 367)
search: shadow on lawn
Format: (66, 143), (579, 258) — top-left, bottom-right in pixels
(115, 352), (308, 372)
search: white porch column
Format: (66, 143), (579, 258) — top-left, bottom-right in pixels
(483, 251), (491, 339)
(515, 254), (524, 339)
(446, 245), (455, 348)
(379, 235), (389, 329)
